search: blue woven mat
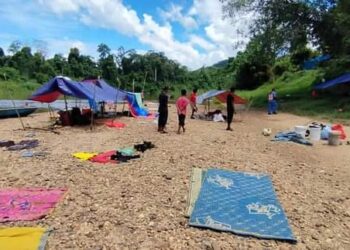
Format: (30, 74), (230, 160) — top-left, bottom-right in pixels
(189, 169), (296, 242)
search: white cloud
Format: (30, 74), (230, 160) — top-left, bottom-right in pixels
(160, 4), (198, 30)
(45, 38), (97, 59)
(35, 0), (254, 69)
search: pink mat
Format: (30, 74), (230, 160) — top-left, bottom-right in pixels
(0, 188), (67, 222)
(90, 150), (117, 164)
(105, 121), (126, 128)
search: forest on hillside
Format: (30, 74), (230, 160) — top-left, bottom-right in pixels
(0, 0), (349, 98)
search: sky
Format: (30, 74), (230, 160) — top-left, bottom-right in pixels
(0, 0), (254, 69)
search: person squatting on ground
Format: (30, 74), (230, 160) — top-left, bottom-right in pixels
(176, 89), (190, 134)
(190, 88), (198, 119)
(158, 87), (169, 133)
(268, 88), (278, 115)
(226, 87), (235, 131)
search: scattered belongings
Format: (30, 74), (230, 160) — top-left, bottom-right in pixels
(0, 140), (15, 148)
(90, 151), (116, 164)
(111, 152), (141, 162)
(134, 141), (155, 153)
(117, 147), (135, 156)
(187, 168), (296, 242)
(332, 124), (346, 140)
(0, 227), (51, 250)
(7, 140), (39, 151)
(272, 132), (313, 146)
(72, 152), (98, 161)
(294, 126), (308, 139)
(328, 131), (341, 146)
(105, 120), (126, 129)
(21, 151), (49, 158)
(262, 128), (272, 136)
(0, 188), (67, 222)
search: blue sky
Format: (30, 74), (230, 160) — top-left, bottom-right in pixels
(0, 0), (254, 69)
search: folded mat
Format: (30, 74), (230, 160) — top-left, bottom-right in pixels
(186, 167), (205, 217)
(0, 227), (51, 250)
(189, 169), (296, 242)
(90, 151), (117, 164)
(72, 152), (98, 161)
(0, 188), (67, 222)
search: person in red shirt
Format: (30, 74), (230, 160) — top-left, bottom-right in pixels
(190, 88), (198, 119)
(176, 89), (190, 134)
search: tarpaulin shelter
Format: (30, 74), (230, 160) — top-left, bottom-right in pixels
(196, 90), (247, 105)
(29, 76), (150, 117)
(303, 55), (331, 70)
(313, 73), (350, 90)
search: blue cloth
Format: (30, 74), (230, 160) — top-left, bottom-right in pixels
(314, 73), (350, 90)
(273, 132), (313, 146)
(189, 169), (296, 242)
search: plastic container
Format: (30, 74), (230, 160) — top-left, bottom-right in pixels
(328, 131), (341, 146)
(295, 126), (307, 138)
(309, 125), (321, 141)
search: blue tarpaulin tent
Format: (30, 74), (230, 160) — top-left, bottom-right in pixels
(314, 73), (350, 90)
(303, 55), (331, 70)
(29, 76), (150, 117)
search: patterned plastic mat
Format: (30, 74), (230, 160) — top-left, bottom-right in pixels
(189, 169), (296, 242)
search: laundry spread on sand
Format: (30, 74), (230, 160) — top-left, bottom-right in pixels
(0, 188), (67, 222)
(188, 168), (296, 242)
(0, 227), (51, 250)
(272, 132), (313, 146)
(6, 140), (39, 151)
(134, 141), (155, 153)
(105, 121), (126, 128)
(90, 151), (117, 164)
(72, 152), (98, 161)
(0, 140), (15, 147)
(117, 147), (135, 156)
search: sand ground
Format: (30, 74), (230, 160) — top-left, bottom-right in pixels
(0, 104), (349, 250)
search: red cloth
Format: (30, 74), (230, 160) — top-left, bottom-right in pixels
(176, 96), (190, 115)
(105, 121), (126, 128)
(332, 124), (347, 139)
(190, 93), (196, 104)
(90, 151), (117, 164)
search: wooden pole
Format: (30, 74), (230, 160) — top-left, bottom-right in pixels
(90, 78), (97, 131)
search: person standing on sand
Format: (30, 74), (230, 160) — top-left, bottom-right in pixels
(158, 87), (169, 133)
(190, 88), (198, 119)
(176, 89), (190, 134)
(226, 87), (235, 131)
(268, 88), (278, 115)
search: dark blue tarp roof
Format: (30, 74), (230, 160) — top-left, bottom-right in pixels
(29, 76), (128, 103)
(314, 73), (350, 90)
(303, 55), (331, 70)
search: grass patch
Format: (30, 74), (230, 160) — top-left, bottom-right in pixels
(0, 80), (41, 99)
(238, 70), (350, 123)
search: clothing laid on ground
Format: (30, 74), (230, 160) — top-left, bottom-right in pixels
(226, 94), (234, 125)
(272, 132), (313, 146)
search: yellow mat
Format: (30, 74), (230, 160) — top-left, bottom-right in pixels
(72, 152), (98, 161)
(186, 167), (204, 217)
(0, 227), (50, 250)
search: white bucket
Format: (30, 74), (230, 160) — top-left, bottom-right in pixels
(328, 131), (341, 146)
(309, 126), (321, 141)
(295, 126), (307, 138)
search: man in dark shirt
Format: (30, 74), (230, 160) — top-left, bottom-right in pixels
(226, 87), (235, 131)
(158, 87), (169, 133)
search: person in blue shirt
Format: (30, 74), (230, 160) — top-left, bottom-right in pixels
(268, 88), (278, 115)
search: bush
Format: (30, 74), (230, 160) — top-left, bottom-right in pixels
(291, 47), (312, 67)
(34, 72), (50, 84)
(323, 56), (350, 79)
(273, 57), (296, 76)
(0, 67), (21, 81)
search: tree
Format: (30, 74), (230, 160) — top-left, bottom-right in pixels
(0, 47), (4, 57)
(97, 43), (111, 59)
(8, 40), (22, 54)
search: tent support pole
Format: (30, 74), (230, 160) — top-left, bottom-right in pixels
(64, 95), (68, 111)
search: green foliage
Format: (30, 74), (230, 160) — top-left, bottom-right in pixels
(0, 80), (41, 99)
(323, 55), (350, 79)
(273, 57), (296, 76)
(0, 67), (21, 81)
(291, 47), (313, 67)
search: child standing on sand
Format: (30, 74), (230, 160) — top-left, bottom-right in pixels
(176, 89), (190, 134)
